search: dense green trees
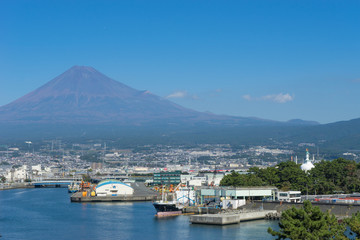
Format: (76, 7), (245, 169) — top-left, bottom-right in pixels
(220, 171), (264, 187)
(346, 212), (360, 239)
(268, 201), (360, 239)
(220, 159), (360, 239)
(220, 161), (309, 192)
(309, 158), (360, 194)
(220, 158), (360, 194)
(268, 201), (347, 240)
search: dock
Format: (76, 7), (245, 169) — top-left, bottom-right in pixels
(182, 206), (221, 215)
(70, 182), (159, 202)
(71, 192), (157, 202)
(189, 210), (277, 225)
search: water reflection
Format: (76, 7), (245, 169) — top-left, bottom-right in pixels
(0, 188), (279, 240)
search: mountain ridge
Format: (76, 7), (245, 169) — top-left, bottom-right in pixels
(1, 66), (360, 151)
(0, 66), (320, 127)
(0, 66), (206, 124)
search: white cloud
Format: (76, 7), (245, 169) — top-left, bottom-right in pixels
(166, 91), (188, 99)
(262, 93), (294, 103)
(243, 93), (294, 103)
(242, 94), (252, 101)
(191, 94), (200, 100)
(166, 90), (199, 100)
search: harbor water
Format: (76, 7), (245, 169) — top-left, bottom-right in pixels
(0, 188), (279, 240)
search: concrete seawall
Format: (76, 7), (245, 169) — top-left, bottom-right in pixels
(243, 201), (360, 218)
(189, 210), (277, 225)
(0, 183), (34, 191)
(182, 206), (221, 215)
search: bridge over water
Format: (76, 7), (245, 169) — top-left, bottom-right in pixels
(31, 178), (82, 188)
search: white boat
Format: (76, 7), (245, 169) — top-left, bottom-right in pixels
(68, 182), (80, 193)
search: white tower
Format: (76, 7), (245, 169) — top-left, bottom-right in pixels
(301, 149), (315, 172)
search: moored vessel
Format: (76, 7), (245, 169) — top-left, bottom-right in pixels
(67, 182), (80, 193)
(153, 185), (184, 217)
(153, 201), (183, 217)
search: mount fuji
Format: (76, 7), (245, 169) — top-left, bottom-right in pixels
(0, 66), (282, 126)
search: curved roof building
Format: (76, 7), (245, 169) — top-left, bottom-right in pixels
(95, 180), (134, 196)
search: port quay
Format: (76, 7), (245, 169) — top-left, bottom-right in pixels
(0, 151), (359, 230)
(3, 178), (359, 226)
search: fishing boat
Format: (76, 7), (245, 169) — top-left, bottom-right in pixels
(153, 185), (183, 217)
(67, 182), (80, 193)
(153, 201), (183, 217)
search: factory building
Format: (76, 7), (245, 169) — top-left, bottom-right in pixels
(153, 171), (181, 185)
(198, 186), (278, 205)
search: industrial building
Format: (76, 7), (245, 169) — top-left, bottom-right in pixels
(277, 191), (301, 202)
(95, 179), (134, 196)
(153, 171), (181, 185)
(197, 186), (278, 205)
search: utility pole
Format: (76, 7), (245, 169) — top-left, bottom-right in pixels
(103, 142), (106, 168)
(317, 146), (319, 159)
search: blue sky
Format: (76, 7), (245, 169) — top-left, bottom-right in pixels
(0, 0), (359, 124)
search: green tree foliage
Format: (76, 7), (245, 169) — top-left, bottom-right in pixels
(82, 174), (91, 182)
(220, 171), (264, 187)
(268, 201), (347, 240)
(345, 212), (360, 239)
(221, 162), (308, 191)
(254, 166), (279, 186)
(308, 158), (360, 194)
(277, 161), (309, 192)
(220, 158), (360, 194)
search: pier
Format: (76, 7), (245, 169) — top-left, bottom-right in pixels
(70, 192), (157, 202)
(189, 210), (277, 225)
(70, 182), (159, 202)
(182, 206), (221, 215)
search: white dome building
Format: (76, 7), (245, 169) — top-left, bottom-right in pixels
(95, 179), (134, 196)
(301, 149), (315, 172)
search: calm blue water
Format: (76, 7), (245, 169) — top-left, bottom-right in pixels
(0, 188), (279, 240)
